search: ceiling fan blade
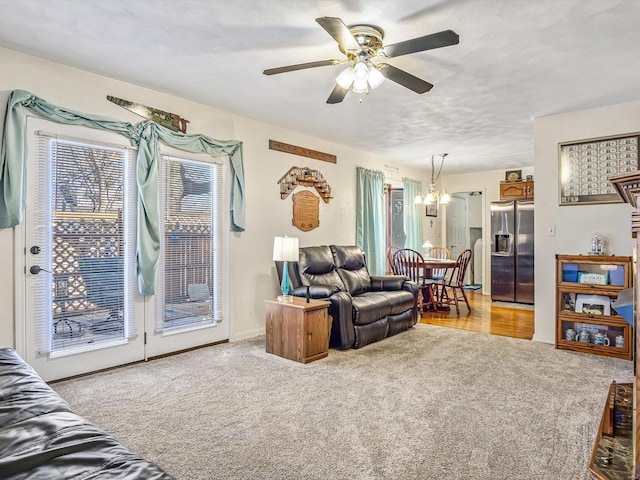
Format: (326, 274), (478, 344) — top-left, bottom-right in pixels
(263, 59), (341, 75)
(326, 84), (349, 104)
(382, 29), (459, 58)
(316, 17), (360, 52)
(379, 64), (433, 94)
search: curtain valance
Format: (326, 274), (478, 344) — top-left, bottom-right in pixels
(0, 89), (245, 295)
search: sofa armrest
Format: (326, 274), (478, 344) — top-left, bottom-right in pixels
(291, 286), (355, 350)
(291, 285), (339, 299)
(326, 291), (355, 350)
(370, 275), (408, 291)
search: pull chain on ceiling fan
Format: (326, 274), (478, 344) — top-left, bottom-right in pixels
(263, 17), (459, 104)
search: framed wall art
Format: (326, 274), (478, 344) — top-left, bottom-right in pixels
(426, 204), (437, 217)
(559, 132), (639, 206)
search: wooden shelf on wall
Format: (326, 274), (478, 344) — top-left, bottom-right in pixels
(278, 166), (333, 203)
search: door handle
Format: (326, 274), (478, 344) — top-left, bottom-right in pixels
(29, 265), (51, 275)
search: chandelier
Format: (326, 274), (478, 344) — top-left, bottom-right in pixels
(415, 153), (450, 206)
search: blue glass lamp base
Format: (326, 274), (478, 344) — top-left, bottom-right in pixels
(279, 261), (293, 302)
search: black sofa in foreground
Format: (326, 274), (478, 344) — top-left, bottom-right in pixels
(0, 348), (173, 479)
(277, 245), (419, 349)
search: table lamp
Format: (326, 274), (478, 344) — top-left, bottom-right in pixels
(273, 236), (299, 302)
(422, 240), (433, 258)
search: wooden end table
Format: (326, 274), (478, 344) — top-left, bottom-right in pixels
(264, 297), (331, 363)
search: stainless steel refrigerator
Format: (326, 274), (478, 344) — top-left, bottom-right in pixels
(490, 200), (534, 304)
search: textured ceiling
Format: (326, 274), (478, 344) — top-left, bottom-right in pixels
(0, 0), (639, 174)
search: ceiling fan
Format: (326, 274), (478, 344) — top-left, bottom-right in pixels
(263, 17), (459, 104)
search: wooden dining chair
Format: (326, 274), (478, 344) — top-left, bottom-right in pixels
(393, 248), (436, 312)
(439, 249), (473, 314)
(429, 246), (451, 300)
(386, 245), (401, 274)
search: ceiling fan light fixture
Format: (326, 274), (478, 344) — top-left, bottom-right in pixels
(367, 66), (385, 89)
(336, 67), (354, 88)
(352, 62), (369, 81)
(352, 76), (369, 93)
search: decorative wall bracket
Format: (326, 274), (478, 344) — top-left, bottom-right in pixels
(278, 166), (333, 203)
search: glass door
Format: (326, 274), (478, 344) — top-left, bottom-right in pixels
(143, 150), (229, 357)
(22, 118), (145, 381)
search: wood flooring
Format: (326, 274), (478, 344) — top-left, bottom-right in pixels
(420, 290), (534, 340)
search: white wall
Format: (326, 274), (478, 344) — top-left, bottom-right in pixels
(533, 101), (639, 344)
(0, 47), (428, 348)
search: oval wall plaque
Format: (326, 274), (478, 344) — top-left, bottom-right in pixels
(292, 190), (320, 232)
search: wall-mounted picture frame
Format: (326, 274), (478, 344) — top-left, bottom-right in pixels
(426, 204), (437, 217)
(559, 132), (640, 206)
(505, 169), (522, 182)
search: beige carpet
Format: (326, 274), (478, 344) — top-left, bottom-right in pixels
(52, 324), (632, 480)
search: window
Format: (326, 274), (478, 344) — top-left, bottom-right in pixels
(385, 186), (406, 249)
(155, 155), (224, 333)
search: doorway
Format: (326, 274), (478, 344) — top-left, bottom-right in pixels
(444, 191), (484, 288)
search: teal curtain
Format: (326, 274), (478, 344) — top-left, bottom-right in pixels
(402, 178), (423, 251)
(0, 89), (246, 295)
(356, 167), (385, 276)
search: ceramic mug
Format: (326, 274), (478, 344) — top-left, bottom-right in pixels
(615, 334), (625, 348)
(593, 332), (610, 346)
(565, 328), (576, 341)
(577, 330), (591, 343)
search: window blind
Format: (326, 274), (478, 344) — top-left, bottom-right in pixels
(155, 155), (224, 333)
(32, 134), (136, 355)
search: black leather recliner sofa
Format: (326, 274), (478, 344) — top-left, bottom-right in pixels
(0, 348), (173, 479)
(277, 245), (419, 349)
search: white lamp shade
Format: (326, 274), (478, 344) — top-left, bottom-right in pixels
(414, 194), (423, 204)
(273, 236), (299, 262)
(353, 62), (368, 81)
(440, 191), (451, 204)
(367, 67), (385, 89)
(424, 192), (435, 205)
(336, 67), (354, 89)
(352, 76), (368, 93)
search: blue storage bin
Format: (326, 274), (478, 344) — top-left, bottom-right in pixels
(562, 264), (579, 282)
(608, 266), (625, 286)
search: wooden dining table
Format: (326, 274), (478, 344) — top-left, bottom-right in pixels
(420, 258), (458, 279)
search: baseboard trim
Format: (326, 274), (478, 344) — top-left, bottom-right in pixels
(532, 333), (554, 344)
(233, 328), (265, 342)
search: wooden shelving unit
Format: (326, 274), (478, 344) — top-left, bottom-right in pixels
(555, 254), (632, 361)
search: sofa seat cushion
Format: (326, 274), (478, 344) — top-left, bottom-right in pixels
(351, 290), (415, 325)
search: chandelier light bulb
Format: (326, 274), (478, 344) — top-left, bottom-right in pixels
(424, 192), (436, 205)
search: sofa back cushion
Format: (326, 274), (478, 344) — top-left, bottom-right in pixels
(297, 246), (345, 291)
(330, 245), (372, 295)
